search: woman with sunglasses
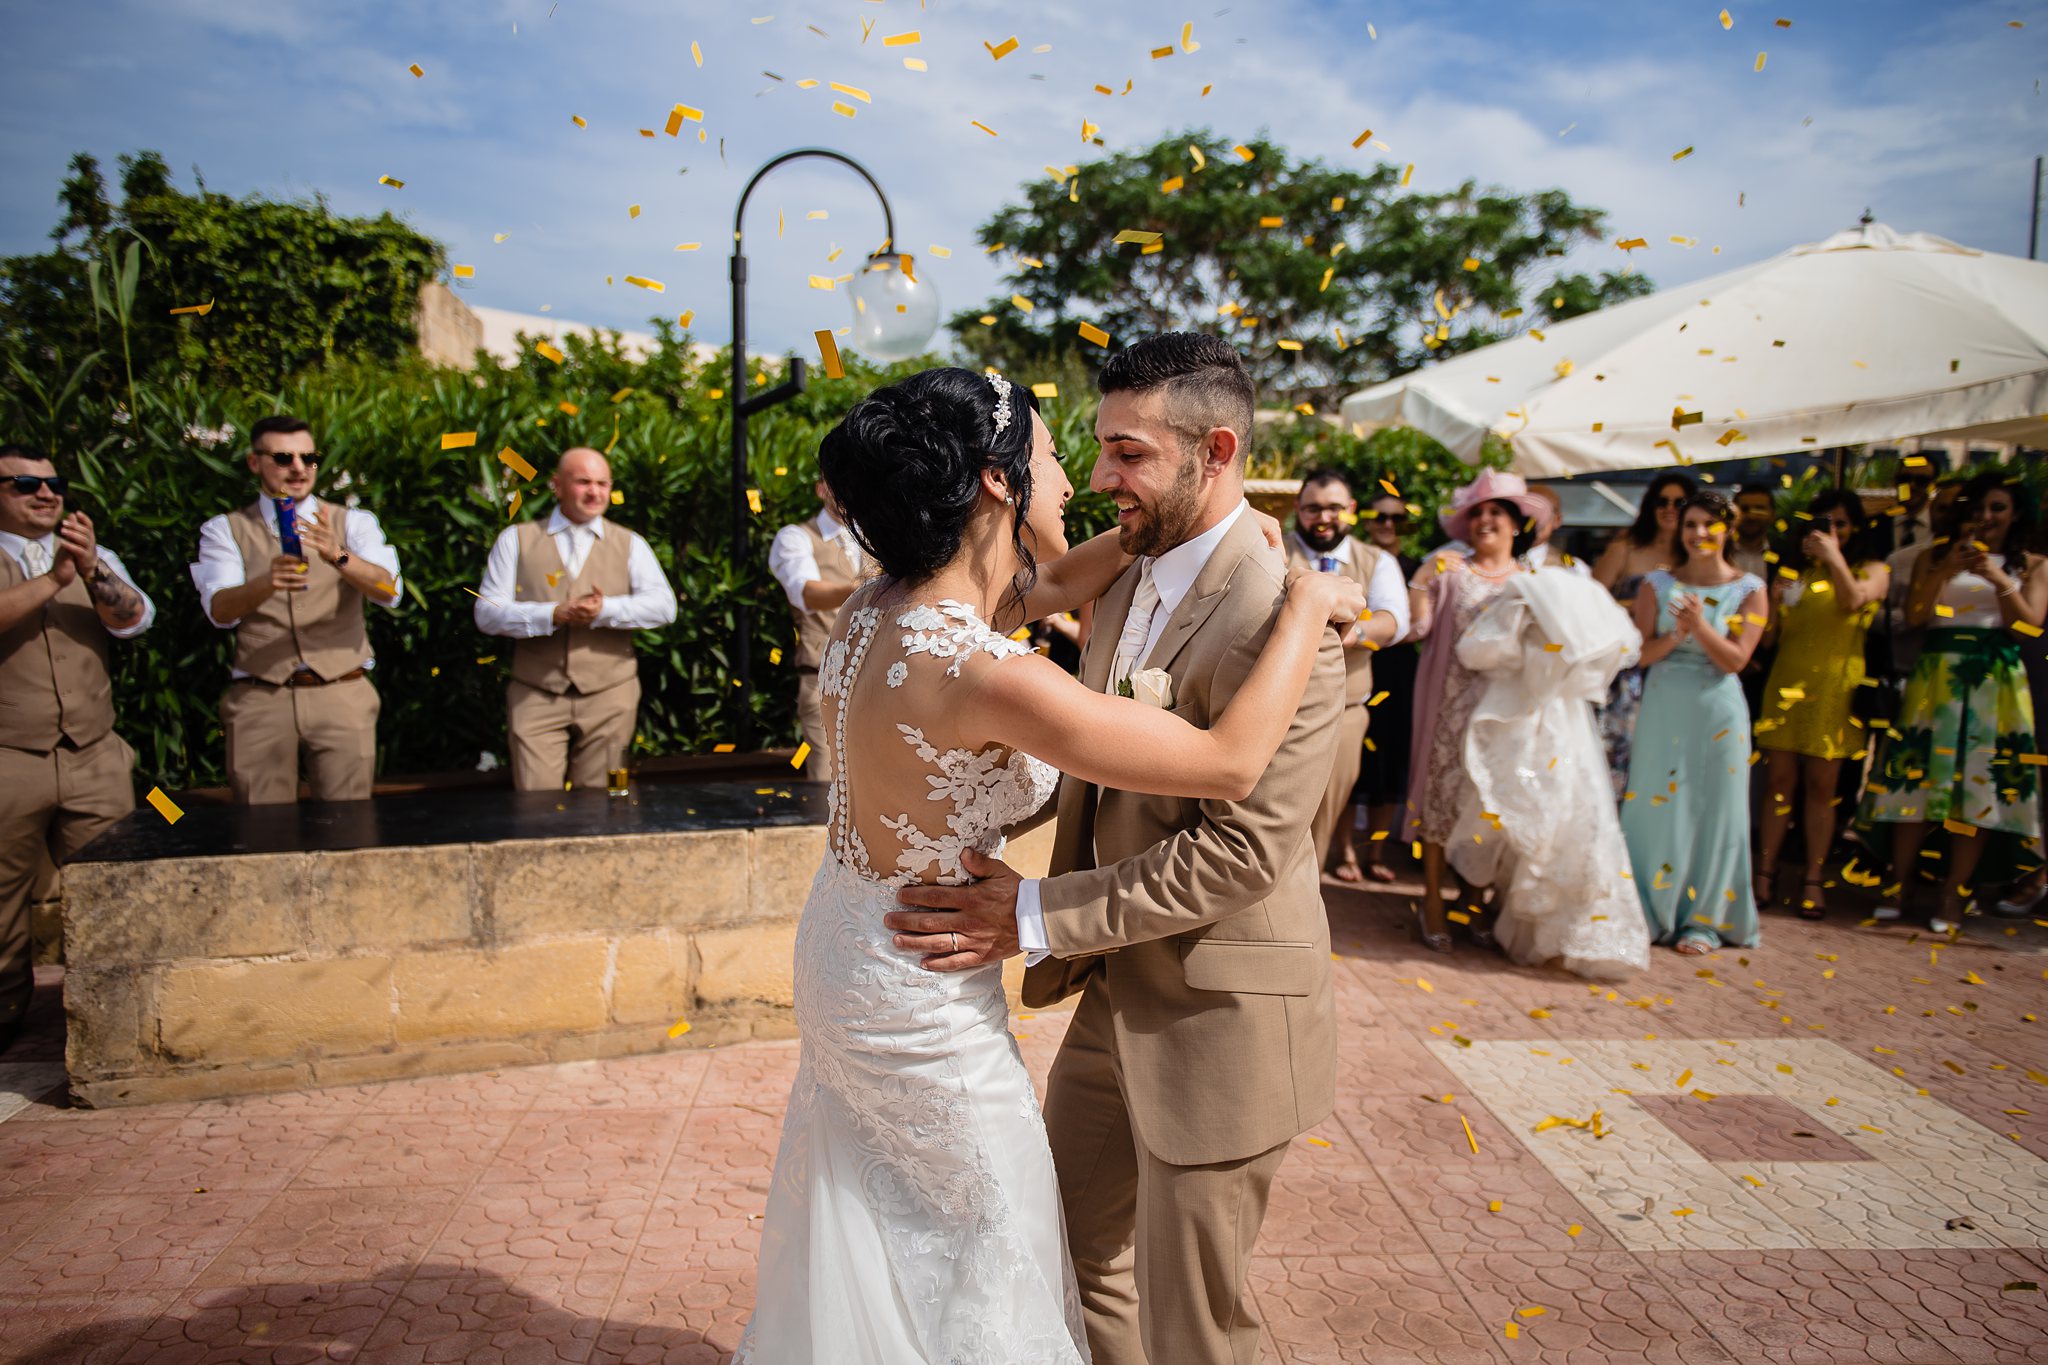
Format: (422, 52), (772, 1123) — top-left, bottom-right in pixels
(1862, 472), (2047, 932)
(1752, 491), (1889, 920)
(1593, 473), (1697, 797)
(1620, 490), (1768, 955)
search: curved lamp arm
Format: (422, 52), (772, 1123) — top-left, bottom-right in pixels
(733, 147), (896, 250)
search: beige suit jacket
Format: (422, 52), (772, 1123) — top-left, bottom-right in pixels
(1022, 510), (1345, 1166)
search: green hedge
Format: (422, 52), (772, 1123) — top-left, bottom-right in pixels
(11, 329), (1488, 789)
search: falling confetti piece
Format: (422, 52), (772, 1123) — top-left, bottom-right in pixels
(1305, 1136), (1332, 1147)
(441, 432), (478, 451)
(971, 120), (999, 137)
(985, 35), (1018, 60)
(168, 301), (214, 316)
(1755, 51), (1768, 71)
(571, 115), (587, 128)
(1351, 128), (1373, 148)
(624, 275), (665, 292)
(1078, 321), (1110, 348)
(408, 63), (424, 77)
(1673, 146), (1695, 161)
(498, 447), (537, 481)
(536, 342), (565, 364)
(1719, 8), (1733, 28)
(378, 175), (405, 188)
(815, 330), (844, 379)
(790, 742), (812, 770)
(1030, 382), (1058, 399)
(145, 787), (184, 824)
(668, 1018), (693, 1038)
(1233, 144), (1256, 161)
(1113, 229), (1163, 245)
(884, 30), (920, 46)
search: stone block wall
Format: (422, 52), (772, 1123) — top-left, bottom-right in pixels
(61, 824), (828, 1107)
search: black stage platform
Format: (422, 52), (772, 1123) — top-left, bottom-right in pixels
(74, 781), (830, 864)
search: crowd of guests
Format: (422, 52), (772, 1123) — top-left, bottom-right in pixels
(1298, 461), (2048, 976)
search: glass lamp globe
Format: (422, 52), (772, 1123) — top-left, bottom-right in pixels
(848, 252), (941, 362)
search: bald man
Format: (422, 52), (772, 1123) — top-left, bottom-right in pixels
(474, 448), (678, 791)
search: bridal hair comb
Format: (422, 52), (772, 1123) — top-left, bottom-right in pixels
(986, 373), (1013, 437)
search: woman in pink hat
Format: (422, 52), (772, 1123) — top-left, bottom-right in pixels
(1402, 469), (1553, 950)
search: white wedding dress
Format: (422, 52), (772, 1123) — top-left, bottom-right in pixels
(733, 592), (1090, 1365)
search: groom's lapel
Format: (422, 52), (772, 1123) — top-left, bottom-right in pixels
(1141, 510), (1265, 675)
(1082, 562), (1141, 694)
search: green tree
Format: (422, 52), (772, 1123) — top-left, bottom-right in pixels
(950, 130), (1650, 409)
(1, 149), (443, 402)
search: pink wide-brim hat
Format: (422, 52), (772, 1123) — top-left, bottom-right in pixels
(1439, 469), (1556, 544)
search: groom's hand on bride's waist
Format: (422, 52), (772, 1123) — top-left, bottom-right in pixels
(886, 849), (1023, 972)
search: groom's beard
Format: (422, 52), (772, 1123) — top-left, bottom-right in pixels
(1118, 452), (1205, 558)
(1297, 520), (1345, 553)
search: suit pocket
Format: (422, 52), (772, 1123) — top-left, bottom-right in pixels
(1179, 938), (1320, 996)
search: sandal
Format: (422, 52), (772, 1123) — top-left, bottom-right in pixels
(1797, 879), (1826, 921)
(1364, 859), (1398, 884)
(1752, 868), (1776, 910)
(1331, 857), (1365, 884)
(1411, 903), (1453, 954)
(1672, 932), (1716, 957)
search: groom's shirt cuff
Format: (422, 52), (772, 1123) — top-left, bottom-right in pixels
(1016, 878), (1050, 966)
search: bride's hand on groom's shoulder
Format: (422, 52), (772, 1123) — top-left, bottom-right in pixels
(1285, 567), (1369, 627)
(884, 849), (1024, 973)
(1250, 506), (1286, 551)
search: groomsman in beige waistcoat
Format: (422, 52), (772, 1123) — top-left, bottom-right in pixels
(768, 481), (867, 782)
(474, 448), (677, 791)
(1284, 468), (1409, 874)
(190, 415), (404, 805)
(0, 444), (154, 1052)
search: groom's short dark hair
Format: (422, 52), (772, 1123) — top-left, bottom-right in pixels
(1098, 333), (1256, 466)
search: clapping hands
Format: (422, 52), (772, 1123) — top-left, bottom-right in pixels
(553, 590), (604, 627)
(1668, 591), (1704, 638)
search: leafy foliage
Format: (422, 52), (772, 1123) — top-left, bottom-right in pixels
(949, 130), (1651, 407)
(0, 150), (442, 399)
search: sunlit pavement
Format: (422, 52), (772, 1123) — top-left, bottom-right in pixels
(3, 872), (2044, 1364)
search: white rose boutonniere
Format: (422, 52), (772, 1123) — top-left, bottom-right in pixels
(1117, 667), (1175, 709)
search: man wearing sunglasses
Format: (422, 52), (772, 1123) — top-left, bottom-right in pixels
(0, 443), (156, 1053)
(189, 415), (403, 804)
(1284, 468), (1409, 879)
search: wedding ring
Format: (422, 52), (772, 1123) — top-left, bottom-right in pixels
(950, 931), (960, 953)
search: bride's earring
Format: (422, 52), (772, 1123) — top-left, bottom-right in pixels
(1002, 493), (1015, 506)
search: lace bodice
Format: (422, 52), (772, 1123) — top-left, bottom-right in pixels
(820, 593), (1059, 888)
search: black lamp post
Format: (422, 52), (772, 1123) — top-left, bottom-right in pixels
(726, 148), (937, 751)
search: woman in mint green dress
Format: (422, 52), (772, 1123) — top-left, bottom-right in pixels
(1621, 491), (1770, 954)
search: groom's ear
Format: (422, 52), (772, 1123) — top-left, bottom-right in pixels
(1201, 425), (1241, 475)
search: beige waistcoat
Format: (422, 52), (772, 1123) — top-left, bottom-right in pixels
(509, 518), (638, 695)
(0, 548), (115, 751)
(226, 501), (373, 684)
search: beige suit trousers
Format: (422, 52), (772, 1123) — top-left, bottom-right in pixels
(1046, 984), (1290, 1365)
(221, 674), (380, 805)
(1310, 703), (1371, 870)
(795, 672), (832, 784)
(507, 676), (640, 792)
(0, 733), (135, 1032)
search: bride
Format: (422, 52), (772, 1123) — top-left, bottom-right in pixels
(732, 366), (1362, 1364)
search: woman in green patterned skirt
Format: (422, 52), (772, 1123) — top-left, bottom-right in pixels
(1864, 471), (2048, 932)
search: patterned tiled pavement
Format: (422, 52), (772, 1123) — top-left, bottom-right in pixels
(3, 877), (2046, 1364)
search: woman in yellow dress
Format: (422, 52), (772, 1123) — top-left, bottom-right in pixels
(1754, 490), (1890, 919)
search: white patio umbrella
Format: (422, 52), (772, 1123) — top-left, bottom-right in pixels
(1338, 222), (2048, 478)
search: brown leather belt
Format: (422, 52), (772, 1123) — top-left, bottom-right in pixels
(235, 667), (368, 688)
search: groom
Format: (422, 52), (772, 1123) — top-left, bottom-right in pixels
(887, 333), (1344, 1365)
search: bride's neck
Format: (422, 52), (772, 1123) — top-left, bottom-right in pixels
(914, 522), (1020, 621)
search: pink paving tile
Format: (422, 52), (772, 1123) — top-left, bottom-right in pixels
(1632, 1093), (1876, 1163)
(663, 1105), (782, 1188)
(591, 1268), (756, 1365)
(1248, 1253), (1509, 1365)
(360, 1271), (620, 1364)
(1375, 1156), (1624, 1255)
(0, 1117), (179, 1197)
(1826, 1247), (2048, 1364)
(194, 1184), (467, 1287)
(624, 1178), (768, 1282)
(482, 1109), (688, 1187)
(295, 1113), (520, 1189)
(420, 1178), (658, 1281)
(109, 1111), (345, 1193)
(2, 1190), (273, 1296)
(689, 1041), (801, 1109)
(1638, 1248), (1956, 1365)
(113, 1277), (403, 1364)
(531, 1051), (714, 1111)
(1262, 1122), (1431, 1258)
(0, 1191), (76, 1257)
(356, 1063), (559, 1116)
(1339, 1091), (1547, 1170)
(1441, 1250), (1737, 1363)
(0, 1289), (170, 1365)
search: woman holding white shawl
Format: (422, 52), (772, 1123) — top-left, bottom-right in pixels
(1447, 566), (1650, 980)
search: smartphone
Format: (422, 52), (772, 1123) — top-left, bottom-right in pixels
(274, 498), (302, 559)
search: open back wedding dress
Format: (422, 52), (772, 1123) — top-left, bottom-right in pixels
(733, 586), (1089, 1365)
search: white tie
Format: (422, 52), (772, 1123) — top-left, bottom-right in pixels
(562, 525), (592, 580)
(1109, 562), (1161, 693)
(22, 541), (49, 577)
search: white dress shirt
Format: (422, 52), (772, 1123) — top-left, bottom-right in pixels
(1289, 531), (1414, 643)
(0, 529), (155, 639)
(190, 496), (403, 678)
(473, 509), (678, 638)
(768, 508), (865, 610)
(1016, 500), (1251, 960)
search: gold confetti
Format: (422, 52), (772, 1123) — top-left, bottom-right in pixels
(1181, 21), (1199, 51)
(1150, 45), (1173, 59)
(408, 62), (424, 77)
(971, 119), (999, 137)
(884, 30), (920, 46)
(536, 342), (566, 365)
(1618, 236), (1648, 250)
(1078, 321), (1111, 348)
(1114, 229), (1164, 245)
(571, 115), (587, 128)
(1505, 1324), (1520, 1340)
(145, 787), (185, 824)
(1460, 1114), (1480, 1153)
(1351, 128), (1373, 148)
(378, 175), (405, 188)
(168, 301), (215, 316)
(903, 57), (927, 71)
(629, 204), (642, 218)
(813, 329), (845, 380)
(1011, 293), (1035, 313)
(1755, 51), (1768, 71)
(624, 275), (665, 292)
(985, 35), (1018, 60)
(790, 742), (812, 770)
(1031, 382), (1059, 399)
(1718, 8), (1733, 28)
(1233, 144), (1256, 161)
(668, 1017), (693, 1038)
(1305, 1136), (1332, 1148)
(441, 432), (478, 450)
(1673, 145), (1695, 161)
(832, 101), (857, 118)
(498, 447), (538, 481)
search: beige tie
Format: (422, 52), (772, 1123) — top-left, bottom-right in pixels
(22, 540), (49, 577)
(562, 525), (592, 580)
(1109, 562), (1161, 693)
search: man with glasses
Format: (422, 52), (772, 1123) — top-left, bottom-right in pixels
(1730, 484), (1777, 580)
(0, 443), (154, 1052)
(1285, 469), (1409, 878)
(189, 415), (402, 804)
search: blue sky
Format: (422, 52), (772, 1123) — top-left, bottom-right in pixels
(2, 0), (2042, 361)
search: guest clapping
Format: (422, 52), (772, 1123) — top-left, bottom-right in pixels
(1753, 491), (1889, 920)
(1593, 473), (1697, 796)
(1863, 472), (2047, 932)
(1620, 491), (1768, 955)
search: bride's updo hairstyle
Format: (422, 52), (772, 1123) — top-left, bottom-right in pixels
(819, 366), (1044, 592)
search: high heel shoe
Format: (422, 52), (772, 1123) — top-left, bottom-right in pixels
(1995, 880), (2047, 918)
(1411, 903), (1453, 954)
(1797, 878), (1826, 921)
